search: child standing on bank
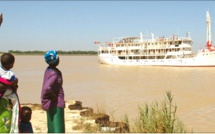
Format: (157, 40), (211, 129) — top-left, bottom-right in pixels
(19, 106), (34, 133)
(41, 50), (65, 133)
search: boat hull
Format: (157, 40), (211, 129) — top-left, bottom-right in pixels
(98, 52), (215, 67)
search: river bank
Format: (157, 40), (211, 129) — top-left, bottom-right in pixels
(22, 100), (128, 133)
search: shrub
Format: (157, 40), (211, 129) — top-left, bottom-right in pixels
(131, 91), (188, 133)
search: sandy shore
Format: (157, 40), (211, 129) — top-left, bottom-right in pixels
(21, 101), (91, 133)
(21, 100), (128, 133)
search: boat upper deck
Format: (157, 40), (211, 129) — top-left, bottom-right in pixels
(112, 34), (192, 45)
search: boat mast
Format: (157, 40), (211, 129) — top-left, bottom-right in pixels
(206, 11), (212, 49)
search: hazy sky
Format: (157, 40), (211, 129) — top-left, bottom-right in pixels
(0, 1), (215, 53)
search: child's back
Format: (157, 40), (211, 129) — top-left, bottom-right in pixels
(0, 53), (18, 97)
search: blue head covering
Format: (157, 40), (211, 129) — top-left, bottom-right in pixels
(44, 50), (59, 65)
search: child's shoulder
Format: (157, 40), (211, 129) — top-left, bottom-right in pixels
(20, 121), (33, 133)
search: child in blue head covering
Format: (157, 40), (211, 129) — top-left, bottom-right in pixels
(41, 50), (65, 133)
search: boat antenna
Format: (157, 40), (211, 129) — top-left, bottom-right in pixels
(211, 12), (215, 46)
(206, 11), (212, 49)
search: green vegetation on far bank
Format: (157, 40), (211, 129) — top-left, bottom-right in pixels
(0, 50), (97, 55)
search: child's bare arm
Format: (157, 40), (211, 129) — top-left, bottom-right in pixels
(12, 78), (18, 86)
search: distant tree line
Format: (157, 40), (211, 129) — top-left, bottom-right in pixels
(7, 50), (97, 55)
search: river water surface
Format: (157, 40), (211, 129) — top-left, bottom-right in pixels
(13, 55), (215, 132)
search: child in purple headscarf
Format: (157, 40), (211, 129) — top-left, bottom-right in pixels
(41, 50), (65, 133)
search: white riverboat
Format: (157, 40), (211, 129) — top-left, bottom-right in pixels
(95, 11), (215, 67)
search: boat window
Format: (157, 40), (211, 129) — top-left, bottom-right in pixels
(118, 56), (126, 60)
(166, 55), (176, 59)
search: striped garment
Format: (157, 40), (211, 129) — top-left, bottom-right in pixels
(6, 93), (20, 133)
